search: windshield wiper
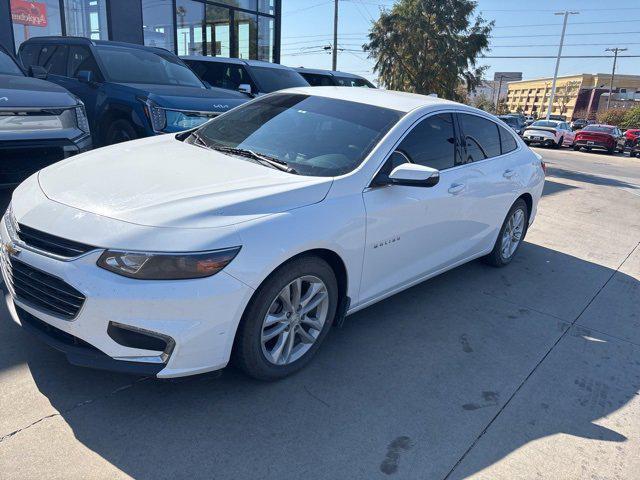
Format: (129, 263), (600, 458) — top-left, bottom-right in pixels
(189, 131), (210, 149)
(211, 145), (297, 174)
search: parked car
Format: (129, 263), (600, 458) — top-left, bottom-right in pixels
(570, 118), (588, 131)
(18, 37), (248, 146)
(548, 114), (567, 122)
(1, 88), (544, 380)
(573, 124), (625, 154)
(498, 115), (524, 135)
(629, 137), (640, 158)
(523, 120), (575, 148)
(623, 128), (640, 150)
(0, 45), (91, 187)
(182, 56), (309, 97)
(294, 67), (376, 88)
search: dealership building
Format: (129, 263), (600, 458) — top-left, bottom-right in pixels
(0, 0), (281, 62)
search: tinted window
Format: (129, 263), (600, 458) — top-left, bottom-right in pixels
(197, 93), (403, 177)
(68, 46), (102, 80)
(249, 66), (309, 93)
(459, 114), (501, 162)
(39, 45), (68, 75)
(582, 125), (615, 134)
(18, 44), (41, 69)
(187, 61), (255, 92)
(96, 45), (203, 87)
(0, 51), (24, 76)
(334, 76), (375, 88)
(499, 126), (518, 154)
(300, 73), (334, 87)
(531, 120), (559, 128)
(397, 113), (457, 170)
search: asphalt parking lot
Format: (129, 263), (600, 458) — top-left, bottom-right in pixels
(0, 147), (639, 479)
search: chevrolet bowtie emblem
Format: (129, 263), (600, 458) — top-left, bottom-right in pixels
(2, 242), (20, 256)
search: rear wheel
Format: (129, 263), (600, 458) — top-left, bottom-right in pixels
(554, 137), (563, 148)
(483, 199), (529, 267)
(104, 119), (138, 146)
(573, 145), (580, 151)
(233, 256), (338, 380)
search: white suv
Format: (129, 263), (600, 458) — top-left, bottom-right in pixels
(1, 87), (545, 380)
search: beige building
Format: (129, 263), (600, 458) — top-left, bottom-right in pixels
(506, 73), (640, 120)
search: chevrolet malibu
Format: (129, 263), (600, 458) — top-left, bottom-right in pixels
(0, 88), (544, 380)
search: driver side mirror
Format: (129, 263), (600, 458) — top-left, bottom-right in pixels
(238, 83), (253, 96)
(389, 163), (440, 187)
(76, 70), (93, 84)
(28, 65), (48, 80)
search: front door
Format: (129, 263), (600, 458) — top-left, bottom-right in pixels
(359, 112), (481, 304)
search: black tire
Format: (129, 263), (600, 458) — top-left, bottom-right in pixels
(573, 145), (580, 151)
(104, 119), (138, 145)
(233, 256), (339, 381)
(607, 146), (615, 155)
(554, 137), (563, 149)
(483, 199), (529, 268)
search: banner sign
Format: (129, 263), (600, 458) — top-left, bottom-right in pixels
(11, 0), (48, 27)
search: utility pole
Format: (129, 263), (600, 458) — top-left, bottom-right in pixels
(332, 0), (339, 71)
(495, 75), (505, 112)
(546, 11), (578, 120)
(605, 47), (627, 110)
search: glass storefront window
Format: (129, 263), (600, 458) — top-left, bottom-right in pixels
(216, 0), (257, 10)
(205, 5), (230, 57)
(63, 0), (108, 39)
(257, 15), (273, 62)
(234, 10), (256, 59)
(10, 0), (63, 49)
(142, 0), (175, 52)
(258, 0), (274, 15)
(175, 0), (205, 56)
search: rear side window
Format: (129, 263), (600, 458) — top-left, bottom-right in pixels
(459, 113), (501, 162)
(68, 46), (102, 81)
(498, 126), (518, 154)
(38, 45), (68, 76)
(18, 44), (41, 69)
(301, 73), (334, 86)
(188, 61), (255, 92)
(397, 113), (458, 170)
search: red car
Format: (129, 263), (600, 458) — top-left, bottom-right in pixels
(624, 128), (640, 144)
(573, 124), (625, 154)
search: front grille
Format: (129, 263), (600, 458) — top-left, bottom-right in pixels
(15, 222), (95, 258)
(2, 256), (85, 319)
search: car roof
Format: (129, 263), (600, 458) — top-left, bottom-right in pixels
(20, 36), (176, 55)
(181, 56), (294, 70)
(586, 124), (615, 128)
(278, 86), (464, 113)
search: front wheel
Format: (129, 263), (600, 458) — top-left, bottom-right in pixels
(233, 256), (338, 380)
(104, 119), (138, 146)
(483, 199), (529, 267)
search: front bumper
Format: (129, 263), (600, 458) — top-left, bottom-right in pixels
(0, 215), (254, 378)
(0, 135), (92, 187)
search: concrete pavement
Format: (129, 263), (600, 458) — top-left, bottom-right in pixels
(0, 147), (638, 479)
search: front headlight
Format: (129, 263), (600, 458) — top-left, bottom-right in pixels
(140, 98), (167, 133)
(74, 104), (90, 133)
(165, 110), (214, 130)
(97, 247), (241, 280)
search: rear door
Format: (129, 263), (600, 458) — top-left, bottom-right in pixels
(457, 112), (524, 252)
(360, 112), (481, 304)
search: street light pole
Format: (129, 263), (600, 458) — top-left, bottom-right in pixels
(332, 0), (339, 70)
(546, 11), (578, 120)
(605, 47), (627, 110)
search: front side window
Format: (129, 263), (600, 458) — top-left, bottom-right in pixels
(38, 44), (68, 76)
(0, 51), (24, 76)
(96, 45), (204, 87)
(334, 76), (375, 88)
(250, 66), (309, 93)
(300, 73), (334, 87)
(67, 45), (102, 80)
(63, 0), (108, 39)
(196, 93), (404, 177)
(187, 61), (255, 92)
(459, 113), (501, 162)
(396, 113), (457, 170)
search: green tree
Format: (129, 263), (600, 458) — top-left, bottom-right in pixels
(363, 0), (493, 101)
(596, 108), (627, 126)
(471, 93), (495, 113)
(622, 106), (640, 129)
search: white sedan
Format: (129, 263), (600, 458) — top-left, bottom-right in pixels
(0, 87), (545, 380)
(523, 119), (575, 148)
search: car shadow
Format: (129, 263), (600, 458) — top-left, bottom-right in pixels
(1, 242), (637, 479)
(546, 166), (639, 190)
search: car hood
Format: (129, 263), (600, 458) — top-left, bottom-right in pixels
(118, 83), (248, 113)
(37, 135), (333, 229)
(0, 74), (77, 109)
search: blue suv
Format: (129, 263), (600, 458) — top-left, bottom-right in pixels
(18, 37), (248, 145)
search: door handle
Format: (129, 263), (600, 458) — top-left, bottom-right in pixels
(448, 183), (466, 195)
(503, 169), (516, 179)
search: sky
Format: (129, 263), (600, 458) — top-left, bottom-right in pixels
(281, 0), (640, 85)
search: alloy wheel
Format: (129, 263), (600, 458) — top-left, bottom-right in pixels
(260, 275), (330, 366)
(500, 208), (525, 260)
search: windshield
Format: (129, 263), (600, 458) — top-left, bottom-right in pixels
(531, 120), (559, 128)
(499, 117), (519, 127)
(196, 93), (403, 177)
(96, 46), (203, 87)
(250, 66), (309, 93)
(582, 125), (615, 134)
(0, 51), (24, 76)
